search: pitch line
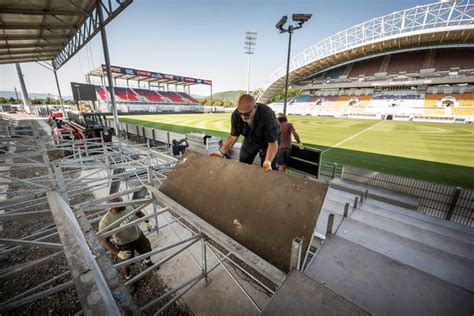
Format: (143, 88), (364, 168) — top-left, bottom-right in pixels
(322, 121), (383, 154)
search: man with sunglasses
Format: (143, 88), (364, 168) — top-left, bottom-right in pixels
(211, 94), (279, 171)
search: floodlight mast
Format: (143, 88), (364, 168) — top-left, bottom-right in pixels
(244, 32), (257, 94)
(276, 14), (312, 115)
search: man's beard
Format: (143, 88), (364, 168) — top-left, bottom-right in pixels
(245, 117), (254, 127)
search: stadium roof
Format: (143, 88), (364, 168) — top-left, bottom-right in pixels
(256, 1), (474, 104)
(0, 0), (131, 68)
(87, 64), (213, 86)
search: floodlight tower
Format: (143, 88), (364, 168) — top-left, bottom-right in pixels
(276, 14), (312, 114)
(244, 31), (257, 94)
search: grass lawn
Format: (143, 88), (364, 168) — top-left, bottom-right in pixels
(117, 114), (474, 189)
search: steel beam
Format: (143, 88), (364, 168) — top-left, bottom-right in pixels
(15, 63), (31, 113)
(0, 23), (75, 30)
(0, 238), (62, 249)
(0, 43), (63, 50)
(0, 35), (68, 41)
(46, 191), (127, 315)
(0, 8), (86, 16)
(52, 0), (133, 69)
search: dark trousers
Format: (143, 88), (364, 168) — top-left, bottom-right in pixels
(239, 143), (277, 170)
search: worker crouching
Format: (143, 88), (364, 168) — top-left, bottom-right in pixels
(99, 197), (155, 281)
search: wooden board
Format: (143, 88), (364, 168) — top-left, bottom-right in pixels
(159, 150), (328, 272)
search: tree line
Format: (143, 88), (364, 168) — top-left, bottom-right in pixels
(0, 97), (76, 105)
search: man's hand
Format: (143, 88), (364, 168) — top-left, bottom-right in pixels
(262, 160), (272, 172)
(145, 221), (154, 233)
(298, 143), (304, 150)
(117, 250), (133, 260)
(210, 150), (224, 158)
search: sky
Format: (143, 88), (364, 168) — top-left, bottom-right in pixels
(0, 0), (436, 97)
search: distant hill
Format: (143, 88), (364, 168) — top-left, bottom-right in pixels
(0, 91), (73, 100)
(212, 90), (246, 105)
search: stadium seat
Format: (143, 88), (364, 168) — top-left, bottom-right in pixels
(434, 48), (474, 71)
(423, 108), (446, 116)
(452, 107), (474, 116)
(386, 51), (426, 74)
(113, 87), (138, 102)
(95, 86), (108, 101)
(457, 93), (474, 107)
(177, 92), (200, 104)
(158, 92), (186, 104)
(348, 56), (384, 78)
(133, 89), (164, 103)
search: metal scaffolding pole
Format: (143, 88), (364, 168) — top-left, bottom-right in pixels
(53, 67), (67, 119)
(15, 63), (31, 113)
(97, 3), (120, 135)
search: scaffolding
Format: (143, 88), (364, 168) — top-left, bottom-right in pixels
(0, 115), (278, 314)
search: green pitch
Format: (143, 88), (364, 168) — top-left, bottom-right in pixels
(118, 114), (474, 189)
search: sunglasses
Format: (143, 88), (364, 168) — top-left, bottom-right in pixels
(239, 106), (256, 117)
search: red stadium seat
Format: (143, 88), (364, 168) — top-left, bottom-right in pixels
(114, 88), (138, 102)
(95, 86), (107, 100)
(158, 92), (186, 104)
(133, 89), (164, 103)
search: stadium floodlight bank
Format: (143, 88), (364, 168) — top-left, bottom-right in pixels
(244, 31), (258, 93)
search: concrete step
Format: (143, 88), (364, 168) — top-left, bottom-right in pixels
(315, 207), (344, 237)
(262, 270), (369, 316)
(350, 208), (474, 261)
(326, 188), (413, 215)
(305, 234), (474, 315)
(330, 177), (418, 209)
(336, 218), (474, 292)
(355, 201), (474, 246)
(326, 188), (474, 240)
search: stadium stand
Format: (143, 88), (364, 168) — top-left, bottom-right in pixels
(94, 86), (199, 106)
(159, 91), (186, 103)
(434, 48), (474, 71)
(95, 86), (108, 101)
(457, 93), (474, 106)
(114, 87), (138, 102)
(348, 56), (384, 78)
(452, 107), (474, 116)
(177, 92), (200, 104)
(87, 65), (210, 113)
(270, 91), (474, 120)
(385, 51), (427, 74)
(133, 89), (164, 103)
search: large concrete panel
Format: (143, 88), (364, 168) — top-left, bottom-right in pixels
(159, 151), (328, 272)
(305, 234), (474, 315)
(262, 270), (369, 316)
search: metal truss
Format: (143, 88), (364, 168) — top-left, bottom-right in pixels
(52, 0), (132, 70)
(255, 0), (474, 101)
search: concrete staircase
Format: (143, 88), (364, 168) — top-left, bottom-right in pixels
(305, 178), (474, 315)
